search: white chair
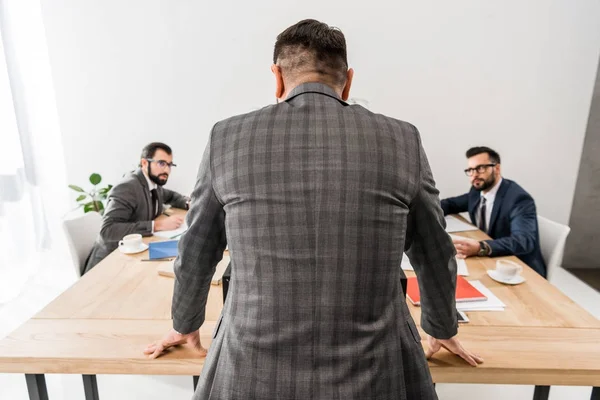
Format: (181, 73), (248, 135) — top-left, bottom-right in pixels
(63, 212), (103, 277)
(537, 215), (571, 281)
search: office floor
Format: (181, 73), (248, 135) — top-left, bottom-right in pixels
(565, 268), (600, 292)
(0, 262), (598, 400)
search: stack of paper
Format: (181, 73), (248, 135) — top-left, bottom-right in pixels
(456, 280), (505, 311)
(445, 215), (478, 233)
(401, 254), (469, 276)
(153, 223), (188, 239)
(406, 276), (486, 306)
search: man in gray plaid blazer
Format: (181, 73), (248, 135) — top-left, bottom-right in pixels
(146, 19), (482, 399)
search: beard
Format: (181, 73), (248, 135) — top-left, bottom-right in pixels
(147, 165), (169, 186)
(472, 171), (496, 192)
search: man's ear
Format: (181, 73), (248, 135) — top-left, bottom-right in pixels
(271, 64), (285, 100)
(341, 68), (354, 101)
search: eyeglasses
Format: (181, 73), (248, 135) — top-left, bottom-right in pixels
(464, 163), (496, 176)
(146, 158), (177, 169)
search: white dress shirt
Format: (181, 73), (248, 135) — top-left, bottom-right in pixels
(476, 178), (502, 233)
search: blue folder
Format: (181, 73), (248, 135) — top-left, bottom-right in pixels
(148, 240), (179, 259)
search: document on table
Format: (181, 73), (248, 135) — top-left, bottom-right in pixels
(445, 215), (478, 233)
(153, 223), (188, 239)
(401, 254), (469, 276)
(456, 280), (506, 311)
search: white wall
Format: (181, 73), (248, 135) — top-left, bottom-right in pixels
(40, 0), (600, 224)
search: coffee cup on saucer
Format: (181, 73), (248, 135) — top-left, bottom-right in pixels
(118, 234), (147, 254)
(487, 259), (526, 285)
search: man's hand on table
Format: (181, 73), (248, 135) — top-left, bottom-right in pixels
(425, 334), (484, 367)
(144, 329), (206, 359)
(154, 215), (184, 231)
(452, 237), (480, 259)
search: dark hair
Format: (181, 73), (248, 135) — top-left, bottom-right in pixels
(141, 142), (172, 160)
(466, 146), (501, 164)
(273, 19), (348, 86)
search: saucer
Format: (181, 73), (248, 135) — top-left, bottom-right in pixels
(119, 243), (148, 255)
(487, 269), (526, 285)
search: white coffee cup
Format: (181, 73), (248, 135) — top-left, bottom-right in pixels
(495, 259), (522, 280)
(119, 234), (143, 252)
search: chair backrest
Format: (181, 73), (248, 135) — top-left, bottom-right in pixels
(62, 212), (103, 277)
(537, 215), (571, 281)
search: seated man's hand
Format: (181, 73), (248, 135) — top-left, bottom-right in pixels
(425, 334), (484, 367)
(452, 237), (480, 259)
(144, 329), (206, 359)
(154, 215), (184, 231)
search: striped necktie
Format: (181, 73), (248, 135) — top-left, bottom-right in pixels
(478, 197), (487, 232)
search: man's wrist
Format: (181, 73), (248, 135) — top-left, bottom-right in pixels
(478, 241), (492, 256)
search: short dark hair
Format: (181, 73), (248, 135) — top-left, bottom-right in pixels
(273, 19), (348, 86)
(466, 146), (501, 164)
(141, 142), (172, 160)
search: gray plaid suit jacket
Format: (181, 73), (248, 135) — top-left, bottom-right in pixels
(173, 83), (457, 400)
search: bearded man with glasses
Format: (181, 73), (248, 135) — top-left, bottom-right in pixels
(441, 146), (547, 277)
(83, 142), (190, 274)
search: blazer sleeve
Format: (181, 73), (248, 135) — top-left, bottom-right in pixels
(404, 128), (458, 340)
(440, 193), (469, 216)
(171, 134), (227, 334)
(162, 188), (189, 209)
(485, 194), (537, 257)
(99, 185), (153, 245)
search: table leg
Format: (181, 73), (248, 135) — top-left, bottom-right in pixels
(533, 385), (550, 400)
(590, 386), (598, 400)
(83, 375), (99, 400)
(193, 375), (199, 391)
(25, 374), (49, 400)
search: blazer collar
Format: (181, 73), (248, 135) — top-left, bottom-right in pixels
(284, 82), (348, 106)
(134, 168), (148, 188)
(488, 179), (509, 233)
(134, 168), (156, 219)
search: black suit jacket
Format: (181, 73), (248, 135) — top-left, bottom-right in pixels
(441, 179), (546, 277)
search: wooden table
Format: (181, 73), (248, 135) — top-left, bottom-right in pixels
(0, 213), (599, 400)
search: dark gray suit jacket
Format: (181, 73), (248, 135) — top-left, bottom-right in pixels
(83, 169), (188, 274)
(174, 83), (457, 400)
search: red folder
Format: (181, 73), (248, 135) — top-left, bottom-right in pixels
(406, 276), (487, 306)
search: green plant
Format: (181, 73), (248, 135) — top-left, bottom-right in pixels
(68, 173), (113, 214)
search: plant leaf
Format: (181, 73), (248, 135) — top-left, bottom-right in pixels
(68, 185), (85, 193)
(95, 201), (105, 212)
(83, 202), (95, 213)
(89, 173), (102, 186)
(75, 195), (87, 202)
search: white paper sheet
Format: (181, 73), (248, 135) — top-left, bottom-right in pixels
(153, 223), (188, 239)
(401, 254), (469, 276)
(445, 215), (478, 233)
(401, 253), (413, 270)
(456, 280), (506, 311)
(456, 258), (469, 276)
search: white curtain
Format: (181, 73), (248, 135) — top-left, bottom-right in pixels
(0, 0), (70, 303)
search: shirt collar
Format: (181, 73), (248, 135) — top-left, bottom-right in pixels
(284, 82), (348, 105)
(481, 178), (502, 203)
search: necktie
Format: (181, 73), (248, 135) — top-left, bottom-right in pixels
(151, 189), (159, 219)
(478, 197), (487, 233)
